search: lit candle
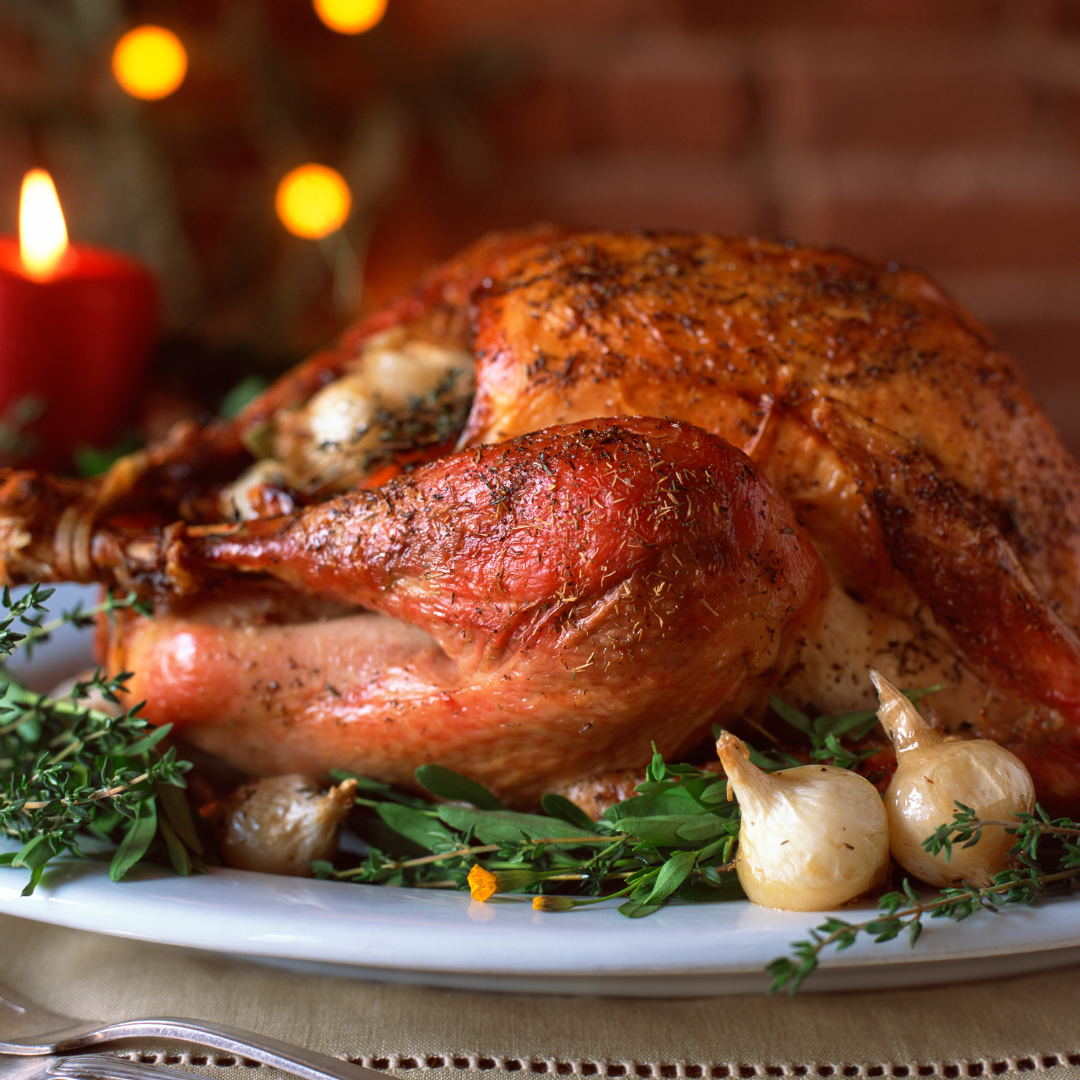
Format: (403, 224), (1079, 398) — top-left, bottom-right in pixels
(0, 169), (158, 469)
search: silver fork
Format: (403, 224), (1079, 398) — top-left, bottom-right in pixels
(0, 1054), (206, 1080)
(52, 1053), (207, 1080)
(0, 983), (382, 1080)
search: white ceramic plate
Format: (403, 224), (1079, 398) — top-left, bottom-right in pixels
(1, 585), (1078, 996)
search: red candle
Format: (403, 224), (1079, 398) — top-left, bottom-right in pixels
(0, 170), (158, 470)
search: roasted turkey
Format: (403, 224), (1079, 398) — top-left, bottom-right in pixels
(3, 226), (1080, 810)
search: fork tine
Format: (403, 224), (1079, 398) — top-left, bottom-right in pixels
(50, 1054), (206, 1080)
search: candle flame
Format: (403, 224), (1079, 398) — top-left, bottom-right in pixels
(19, 169), (68, 280)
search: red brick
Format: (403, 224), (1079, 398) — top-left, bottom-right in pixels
(989, 320), (1080, 459)
(1036, 44), (1080, 152)
(488, 155), (769, 234)
(681, 0), (1005, 29)
(938, 269), (1080, 324)
(1048, 0), (1080, 34)
(762, 34), (1033, 151)
(485, 68), (585, 157)
(393, 0), (676, 49)
(0, 26), (42, 105)
(592, 35), (750, 154)
(486, 34), (750, 158)
(777, 152), (1080, 269)
(1053, 88), (1080, 150)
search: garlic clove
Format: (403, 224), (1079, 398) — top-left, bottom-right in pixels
(871, 669), (1035, 888)
(717, 733), (889, 912)
(217, 773), (357, 877)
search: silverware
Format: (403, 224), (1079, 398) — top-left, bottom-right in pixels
(50, 1053), (207, 1080)
(0, 983), (379, 1080)
(0, 1052), (208, 1080)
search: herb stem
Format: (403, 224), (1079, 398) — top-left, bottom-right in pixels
(14, 772), (150, 811)
(395, 844), (499, 869)
(970, 818), (1080, 838)
(771, 867), (1080, 995)
(334, 834), (625, 878)
(17, 592), (144, 651)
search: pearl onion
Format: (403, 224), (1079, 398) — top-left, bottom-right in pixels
(870, 669), (1035, 888)
(717, 733), (890, 911)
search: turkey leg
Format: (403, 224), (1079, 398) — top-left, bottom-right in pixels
(109, 417), (827, 803)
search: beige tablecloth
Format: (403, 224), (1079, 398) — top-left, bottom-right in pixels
(0, 913), (1078, 1080)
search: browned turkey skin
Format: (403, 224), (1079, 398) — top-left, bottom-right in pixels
(2, 227), (1080, 809)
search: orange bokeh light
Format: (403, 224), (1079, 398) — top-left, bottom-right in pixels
(275, 164), (353, 240)
(313, 0), (387, 35)
(19, 169), (69, 280)
(112, 26), (188, 101)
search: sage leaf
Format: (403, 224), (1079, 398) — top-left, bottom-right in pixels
(674, 815), (728, 843)
(12, 833), (58, 871)
(21, 863), (46, 897)
(696, 835), (731, 862)
(109, 799), (157, 882)
(646, 849), (696, 904)
(158, 817), (192, 877)
(377, 803), (455, 851)
(156, 781), (203, 855)
(415, 765), (504, 810)
(768, 696), (812, 733)
(606, 789), (700, 821)
(618, 897), (663, 919)
(678, 876), (745, 903)
(699, 780), (728, 804)
(540, 794), (597, 832)
(436, 806), (587, 844)
(616, 815), (707, 847)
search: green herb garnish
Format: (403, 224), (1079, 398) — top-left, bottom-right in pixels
(0, 585), (203, 894)
(314, 747), (745, 913)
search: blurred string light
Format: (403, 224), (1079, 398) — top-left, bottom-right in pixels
(313, 0), (387, 35)
(19, 169), (69, 279)
(112, 26), (188, 100)
(275, 164), (353, 239)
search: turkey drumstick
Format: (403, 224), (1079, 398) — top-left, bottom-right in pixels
(100, 417), (827, 803)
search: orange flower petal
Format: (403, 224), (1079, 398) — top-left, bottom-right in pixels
(468, 864), (497, 902)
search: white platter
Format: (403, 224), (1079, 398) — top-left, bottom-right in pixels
(1, 585), (1078, 996)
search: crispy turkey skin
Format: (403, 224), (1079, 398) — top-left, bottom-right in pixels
(2, 227), (1080, 808)
(106, 417), (826, 803)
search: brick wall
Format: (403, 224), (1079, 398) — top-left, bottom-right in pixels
(389, 0), (1080, 453)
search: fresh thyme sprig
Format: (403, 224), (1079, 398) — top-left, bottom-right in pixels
(767, 800), (1080, 995)
(922, 802), (1080, 865)
(0, 586), (203, 894)
(0, 583), (151, 661)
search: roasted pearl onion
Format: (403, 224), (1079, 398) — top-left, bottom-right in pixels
(717, 733), (889, 911)
(870, 669), (1035, 888)
(216, 774), (357, 877)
